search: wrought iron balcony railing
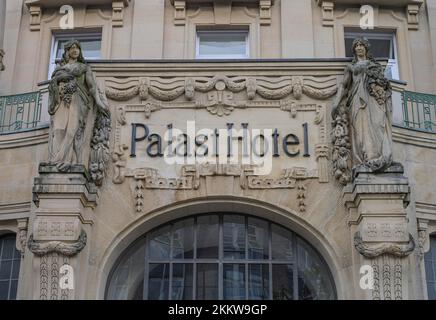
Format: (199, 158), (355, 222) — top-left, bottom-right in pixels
(402, 90), (436, 133)
(0, 91), (47, 134)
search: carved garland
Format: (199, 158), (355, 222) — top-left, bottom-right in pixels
(28, 230), (87, 257)
(354, 231), (415, 258)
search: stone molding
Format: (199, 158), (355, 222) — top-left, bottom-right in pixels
(32, 163), (99, 209)
(0, 127), (49, 149)
(170, 0), (274, 26)
(24, 0), (130, 30)
(316, 0), (424, 30)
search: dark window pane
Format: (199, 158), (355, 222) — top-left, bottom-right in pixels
(272, 265), (293, 300)
(149, 226), (171, 260)
(428, 281), (436, 300)
(223, 264), (245, 300)
(345, 35), (394, 59)
(173, 219), (194, 259)
(198, 32), (247, 56)
(0, 281), (8, 300)
(11, 260), (20, 279)
(148, 263), (169, 300)
(425, 237), (436, 300)
(196, 264), (218, 300)
(223, 216), (246, 260)
(0, 260), (11, 280)
(197, 216), (219, 259)
(297, 239), (335, 300)
(172, 264), (193, 300)
(272, 225), (293, 261)
(247, 218), (268, 260)
(9, 280), (18, 300)
(1, 238), (14, 259)
(248, 264), (269, 300)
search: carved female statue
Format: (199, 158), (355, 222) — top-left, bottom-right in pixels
(332, 37), (393, 182)
(48, 40), (111, 185)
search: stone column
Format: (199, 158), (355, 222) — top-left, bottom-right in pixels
(343, 164), (415, 300)
(27, 163), (98, 300)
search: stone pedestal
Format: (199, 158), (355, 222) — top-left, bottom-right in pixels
(344, 164), (415, 300)
(28, 163), (97, 300)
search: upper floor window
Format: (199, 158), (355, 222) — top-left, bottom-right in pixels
(425, 235), (436, 300)
(196, 29), (249, 59)
(345, 30), (399, 80)
(0, 234), (21, 300)
(49, 32), (102, 78)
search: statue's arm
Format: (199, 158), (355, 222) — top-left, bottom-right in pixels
(86, 66), (110, 117)
(332, 66), (352, 118)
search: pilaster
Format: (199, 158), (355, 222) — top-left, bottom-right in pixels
(27, 163), (98, 300)
(343, 164), (415, 299)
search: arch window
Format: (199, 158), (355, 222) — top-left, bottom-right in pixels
(106, 214), (336, 300)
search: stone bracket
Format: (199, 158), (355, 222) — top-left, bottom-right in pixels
(170, 0), (274, 26)
(25, 0), (129, 30)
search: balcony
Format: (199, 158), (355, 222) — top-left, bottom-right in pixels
(0, 85), (49, 135)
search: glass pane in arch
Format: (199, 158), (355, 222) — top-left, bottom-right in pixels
(297, 238), (335, 300)
(105, 214), (336, 300)
(425, 236), (436, 300)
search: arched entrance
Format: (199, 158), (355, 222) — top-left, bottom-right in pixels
(103, 198), (338, 300)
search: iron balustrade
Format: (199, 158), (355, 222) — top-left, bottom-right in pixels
(402, 90), (436, 133)
(0, 91), (43, 134)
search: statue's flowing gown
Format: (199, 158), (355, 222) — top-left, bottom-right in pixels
(346, 60), (393, 170)
(48, 63), (95, 169)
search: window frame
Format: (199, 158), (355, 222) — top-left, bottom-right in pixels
(0, 233), (21, 300)
(105, 213), (337, 301)
(195, 29), (250, 60)
(48, 32), (102, 78)
(344, 30), (399, 80)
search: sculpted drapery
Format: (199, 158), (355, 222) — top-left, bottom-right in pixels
(48, 40), (111, 185)
(332, 37), (394, 185)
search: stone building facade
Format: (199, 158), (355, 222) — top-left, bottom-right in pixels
(0, 0), (436, 300)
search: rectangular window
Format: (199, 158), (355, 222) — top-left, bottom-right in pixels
(49, 32), (102, 78)
(344, 30), (399, 80)
(196, 29), (249, 59)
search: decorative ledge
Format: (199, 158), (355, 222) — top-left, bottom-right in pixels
(170, 0), (274, 26)
(316, 0), (423, 30)
(24, 0), (130, 30)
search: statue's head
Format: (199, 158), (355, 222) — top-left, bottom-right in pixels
(351, 37), (373, 63)
(61, 40), (85, 65)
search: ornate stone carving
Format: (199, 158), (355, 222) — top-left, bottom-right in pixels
(128, 165), (316, 213)
(17, 218), (29, 258)
(354, 231), (415, 258)
(48, 40), (111, 186)
(28, 230), (87, 257)
(332, 38), (395, 184)
(106, 75), (337, 105)
(112, 143), (129, 184)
